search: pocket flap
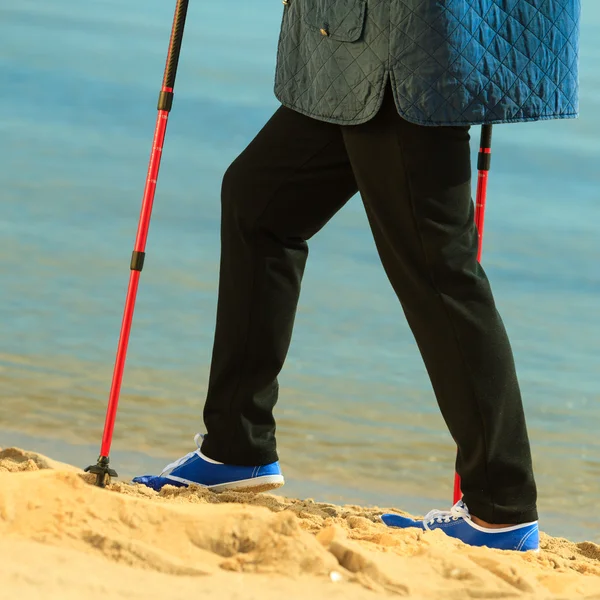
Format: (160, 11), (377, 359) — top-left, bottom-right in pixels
(302, 0), (367, 42)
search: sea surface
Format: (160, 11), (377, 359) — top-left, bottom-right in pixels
(1, 1), (599, 542)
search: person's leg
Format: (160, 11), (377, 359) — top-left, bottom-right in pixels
(201, 106), (357, 466)
(341, 90), (537, 526)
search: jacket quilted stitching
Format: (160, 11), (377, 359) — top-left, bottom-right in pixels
(274, 0), (581, 126)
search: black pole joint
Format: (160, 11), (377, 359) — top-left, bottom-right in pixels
(84, 455), (118, 488)
(477, 152), (492, 172)
(130, 251), (146, 272)
(158, 90), (174, 112)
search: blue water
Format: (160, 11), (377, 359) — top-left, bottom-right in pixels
(1, 1), (599, 542)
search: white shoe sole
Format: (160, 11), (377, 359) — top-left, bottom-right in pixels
(166, 474), (285, 494)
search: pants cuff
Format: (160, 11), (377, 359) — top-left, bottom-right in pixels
(201, 436), (279, 467)
(464, 495), (539, 524)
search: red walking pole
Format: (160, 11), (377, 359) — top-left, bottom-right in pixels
(85, 0), (190, 487)
(453, 124), (493, 504)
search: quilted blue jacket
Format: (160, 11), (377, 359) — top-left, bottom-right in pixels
(274, 0), (580, 126)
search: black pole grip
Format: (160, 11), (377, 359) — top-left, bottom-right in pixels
(480, 124), (493, 150)
(162, 0), (189, 90)
(477, 124), (493, 171)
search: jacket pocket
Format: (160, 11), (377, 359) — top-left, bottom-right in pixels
(301, 0), (367, 42)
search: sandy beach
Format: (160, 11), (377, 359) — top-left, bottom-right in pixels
(0, 447), (599, 600)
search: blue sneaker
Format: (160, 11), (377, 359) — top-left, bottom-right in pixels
(381, 501), (539, 552)
(132, 434), (285, 493)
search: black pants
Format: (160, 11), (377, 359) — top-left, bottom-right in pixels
(201, 88), (538, 524)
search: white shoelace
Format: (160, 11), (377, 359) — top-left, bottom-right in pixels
(159, 433), (204, 476)
(422, 501), (471, 530)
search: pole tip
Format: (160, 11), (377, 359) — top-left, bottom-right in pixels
(84, 456), (118, 488)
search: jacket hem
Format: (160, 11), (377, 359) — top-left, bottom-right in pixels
(274, 85), (579, 127)
(274, 91), (383, 126)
